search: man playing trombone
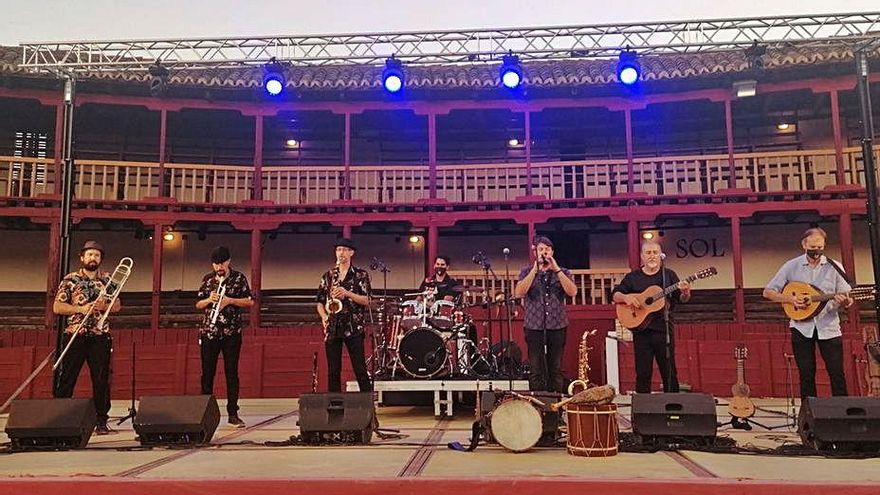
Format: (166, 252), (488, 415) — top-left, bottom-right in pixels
(52, 240), (122, 435)
(196, 246), (253, 428)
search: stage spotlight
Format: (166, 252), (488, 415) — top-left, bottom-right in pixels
(263, 57), (286, 96)
(382, 57), (405, 93)
(500, 53), (523, 89)
(617, 50), (641, 86)
(285, 139), (300, 148)
(163, 232), (175, 242)
(508, 138), (520, 147)
(776, 123), (791, 131)
(642, 232), (654, 240)
(408, 235), (421, 245)
(148, 62), (169, 97)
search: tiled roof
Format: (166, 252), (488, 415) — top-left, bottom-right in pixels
(0, 42), (872, 91)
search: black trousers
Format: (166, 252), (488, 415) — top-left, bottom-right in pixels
(200, 332), (242, 415)
(524, 328), (567, 393)
(54, 333), (112, 424)
(325, 333), (372, 393)
(633, 329), (679, 394)
(790, 328), (847, 398)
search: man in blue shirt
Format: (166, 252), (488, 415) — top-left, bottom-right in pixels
(763, 227), (854, 398)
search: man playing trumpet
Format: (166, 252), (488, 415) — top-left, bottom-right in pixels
(53, 240), (122, 435)
(316, 238), (373, 393)
(196, 246), (253, 428)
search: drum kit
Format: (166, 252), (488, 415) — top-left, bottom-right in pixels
(370, 286), (514, 380)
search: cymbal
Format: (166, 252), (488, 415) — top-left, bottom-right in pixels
(450, 285), (486, 293)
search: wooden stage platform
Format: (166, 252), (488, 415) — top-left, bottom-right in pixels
(1, 397), (879, 495)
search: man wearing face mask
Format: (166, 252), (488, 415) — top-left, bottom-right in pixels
(764, 228), (853, 398)
(195, 246), (254, 428)
(418, 255), (461, 302)
(514, 236), (578, 392)
(612, 241), (691, 393)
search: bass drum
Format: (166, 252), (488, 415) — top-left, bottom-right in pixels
(398, 327), (448, 378)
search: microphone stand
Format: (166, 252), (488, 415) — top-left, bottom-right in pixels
(369, 259), (391, 377)
(503, 250), (515, 390)
(116, 339), (137, 426)
(660, 256), (675, 393)
(475, 253), (502, 378)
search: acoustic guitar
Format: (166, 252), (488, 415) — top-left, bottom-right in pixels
(728, 344), (756, 419)
(780, 282), (874, 321)
(615, 266), (718, 330)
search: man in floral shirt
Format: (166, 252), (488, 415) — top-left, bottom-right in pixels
(53, 240), (122, 435)
(195, 246), (253, 427)
(316, 238), (373, 393)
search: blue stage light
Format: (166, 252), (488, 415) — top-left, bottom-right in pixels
(500, 54), (523, 89)
(263, 58), (286, 96)
(617, 51), (641, 86)
(382, 57), (405, 94)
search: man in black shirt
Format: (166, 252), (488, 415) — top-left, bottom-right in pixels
(418, 255), (462, 302)
(195, 246), (254, 427)
(316, 238), (373, 393)
(612, 241), (691, 393)
(513, 236), (578, 392)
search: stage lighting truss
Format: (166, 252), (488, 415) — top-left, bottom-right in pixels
(19, 13), (880, 73)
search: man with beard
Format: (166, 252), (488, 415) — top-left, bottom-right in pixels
(764, 227), (853, 398)
(195, 246), (254, 427)
(316, 238), (373, 393)
(612, 241), (691, 393)
(418, 255), (462, 302)
(514, 236), (578, 393)
(53, 240), (122, 434)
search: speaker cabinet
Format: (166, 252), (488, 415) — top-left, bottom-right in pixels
(632, 393), (717, 443)
(798, 397), (880, 451)
(298, 392), (375, 444)
(4, 398), (96, 450)
(133, 395), (220, 445)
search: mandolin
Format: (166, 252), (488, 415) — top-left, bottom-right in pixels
(780, 282), (874, 321)
(728, 344), (756, 419)
(615, 266), (718, 330)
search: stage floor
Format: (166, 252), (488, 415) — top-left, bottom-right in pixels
(1, 397), (879, 495)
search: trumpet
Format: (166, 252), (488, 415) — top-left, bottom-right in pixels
(53, 257), (134, 370)
(325, 262), (343, 314)
(209, 276), (227, 327)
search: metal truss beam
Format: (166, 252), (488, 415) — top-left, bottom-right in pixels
(19, 12), (880, 73)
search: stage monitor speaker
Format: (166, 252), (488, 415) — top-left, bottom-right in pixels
(298, 392), (375, 444)
(798, 397), (880, 451)
(632, 393), (717, 443)
(4, 398), (96, 450)
(133, 395), (220, 445)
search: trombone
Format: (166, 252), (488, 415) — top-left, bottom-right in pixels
(0, 257), (134, 413)
(53, 257), (134, 370)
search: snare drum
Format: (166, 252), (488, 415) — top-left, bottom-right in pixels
(430, 300), (456, 329)
(565, 403), (619, 457)
(399, 300), (425, 331)
(490, 397), (544, 452)
(398, 326), (448, 378)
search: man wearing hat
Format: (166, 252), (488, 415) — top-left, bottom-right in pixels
(195, 246), (253, 427)
(514, 236), (577, 393)
(316, 237), (373, 393)
(53, 240), (122, 434)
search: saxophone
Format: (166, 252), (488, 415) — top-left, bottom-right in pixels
(325, 261), (343, 314)
(567, 329), (596, 395)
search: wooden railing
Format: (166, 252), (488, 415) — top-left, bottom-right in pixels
(448, 268), (629, 306)
(2, 146), (876, 204)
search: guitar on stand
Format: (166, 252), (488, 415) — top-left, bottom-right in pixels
(727, 345), (756, 430)
(615, 266), (718, 330)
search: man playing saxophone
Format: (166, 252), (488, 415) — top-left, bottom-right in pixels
(52, 240), (122, 435)
(316, 237), (372, 393)
(196, 246), (253, 428)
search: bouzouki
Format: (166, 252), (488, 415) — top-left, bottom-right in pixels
(780, 282), (874, 321)
(728, 344), (756, 419)
(615, 266), (718, 330)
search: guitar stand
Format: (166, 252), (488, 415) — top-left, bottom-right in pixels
(718, 415), (775, 431)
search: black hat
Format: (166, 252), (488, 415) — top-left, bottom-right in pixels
(334, 237), (356, 251)
(80, 240), (105, 255)
(211, 246), (231, 264)
(533, 235), (554, 249)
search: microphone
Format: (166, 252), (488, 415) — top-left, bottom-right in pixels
(502, 247), (511, 256)
(369, 257), (379, 270)
(471, 251), (485, 264)
(659, 253), (667, 260)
